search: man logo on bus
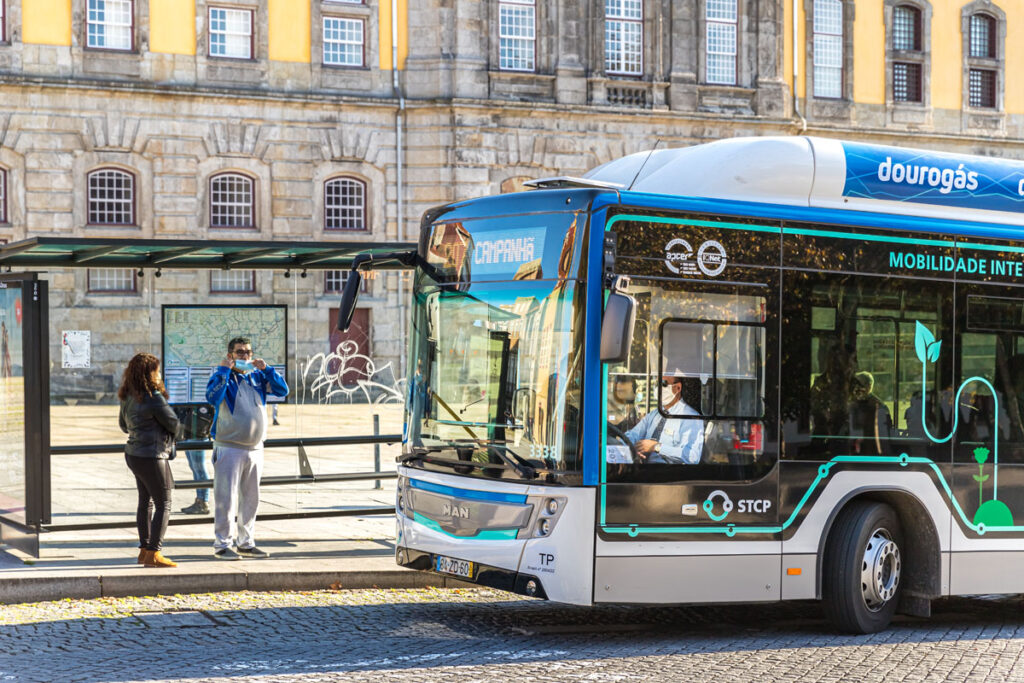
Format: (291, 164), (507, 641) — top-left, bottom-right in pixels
(697, 240), (728, 277)
(664, 238), (697, 275)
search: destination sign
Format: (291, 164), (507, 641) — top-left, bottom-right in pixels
(470, 227), (547, 277)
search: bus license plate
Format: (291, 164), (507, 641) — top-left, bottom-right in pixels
(435, 555), (474, 579)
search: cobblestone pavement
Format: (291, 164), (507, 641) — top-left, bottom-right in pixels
(2, 588), (1024, 682)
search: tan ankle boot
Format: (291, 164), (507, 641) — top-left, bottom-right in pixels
(144, 551), (177, 568)
(138, 549), (148, 564)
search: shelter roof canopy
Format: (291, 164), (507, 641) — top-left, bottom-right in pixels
(0, 237), (417, 270)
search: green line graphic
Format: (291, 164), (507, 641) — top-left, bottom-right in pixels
(599, 214), (1022, 538)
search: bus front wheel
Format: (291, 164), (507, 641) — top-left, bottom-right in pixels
(822, 501), (904, 634)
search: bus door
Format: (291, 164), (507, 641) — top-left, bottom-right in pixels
(952, 285), (1024, 557)
(601, 276), (779, 536)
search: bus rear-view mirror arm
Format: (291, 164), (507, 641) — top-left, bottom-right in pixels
(336, 249), (420, 332)
(600, 277), (636, 364)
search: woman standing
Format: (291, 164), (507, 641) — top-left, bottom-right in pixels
(118, 353), (180, 568)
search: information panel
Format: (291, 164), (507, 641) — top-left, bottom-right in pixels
(162, 305), (287, 404)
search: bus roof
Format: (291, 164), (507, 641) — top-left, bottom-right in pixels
(582, 136), (1024, 229)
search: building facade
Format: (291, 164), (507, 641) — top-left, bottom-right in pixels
(0, 0), (1021, 402)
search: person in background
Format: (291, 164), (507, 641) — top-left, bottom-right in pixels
(607, 375), (640, 432)
(118, 353), (180, 568)
(206, 336), (289, 560)
(180, 448), (210, 515)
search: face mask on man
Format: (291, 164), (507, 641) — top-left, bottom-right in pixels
(234, 360), (255, 373)
(661, 382), (679, 407)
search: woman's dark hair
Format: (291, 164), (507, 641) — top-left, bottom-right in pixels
(117, 353), (168, 402)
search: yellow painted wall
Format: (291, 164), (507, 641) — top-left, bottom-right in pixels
(22, 0), (71, 46)
(268, 0), (311, 63)
(852, 0), (885, 105)
(783, 0), (803, 97)
(149, 0), (195, 55)
(1004, 4), (1024, 114)
(930, 4), (961, 110)
(379, 0), (408, 71)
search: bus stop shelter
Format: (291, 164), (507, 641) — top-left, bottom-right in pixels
(0, 236), (415, 556)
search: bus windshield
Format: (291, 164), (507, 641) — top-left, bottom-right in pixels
(404, 213), (586, 482)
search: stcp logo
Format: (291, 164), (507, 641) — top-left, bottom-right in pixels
(664, 238), (697, 275)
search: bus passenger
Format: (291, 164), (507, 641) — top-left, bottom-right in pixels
(847, 371), (892, 455)
(607, 376), (639, 432)
(625, 376), (704, 464)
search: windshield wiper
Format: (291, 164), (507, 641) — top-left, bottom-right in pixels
(398, 444), (537, 480)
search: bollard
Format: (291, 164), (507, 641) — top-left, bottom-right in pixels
(373, 413), (381, 490)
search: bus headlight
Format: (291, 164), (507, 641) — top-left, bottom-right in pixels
(538, 518), (551, 536)
(545, 499), (558, 515)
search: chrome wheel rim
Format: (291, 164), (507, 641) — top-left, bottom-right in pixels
(861, 527), (901, 612)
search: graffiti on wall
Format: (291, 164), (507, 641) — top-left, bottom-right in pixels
(299, 340), (406, 405)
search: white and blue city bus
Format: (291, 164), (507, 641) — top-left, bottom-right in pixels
(339, 136), (1024, 633)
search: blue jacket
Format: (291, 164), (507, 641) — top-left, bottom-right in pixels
(206, 365), (289, 438)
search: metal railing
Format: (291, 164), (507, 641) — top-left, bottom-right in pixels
(45, 426), (402, 532)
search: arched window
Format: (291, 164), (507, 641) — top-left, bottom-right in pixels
(892, 5), (923, 102)
(812, 0), (843, 98)
(969, 13), (995, 58)
(966, 12), (998, 109)
(210, 173), (255, 229)
(324, 176), (366, 231)
(87, 168), (135, 226)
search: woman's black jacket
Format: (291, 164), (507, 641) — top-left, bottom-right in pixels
(119, 392), (180, 459)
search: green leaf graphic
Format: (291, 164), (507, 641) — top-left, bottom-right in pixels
(973, 474), (990, 483)
(915, 321), (934, 364)
(927, 340), (942, 363)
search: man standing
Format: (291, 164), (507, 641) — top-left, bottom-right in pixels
(206, 336), (288, 559)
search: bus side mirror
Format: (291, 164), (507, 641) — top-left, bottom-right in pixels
(336, 270), (363, 332)
(600, 292), (636, 363)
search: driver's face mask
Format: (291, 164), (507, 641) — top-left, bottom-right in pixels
(661, 380), (680, 407)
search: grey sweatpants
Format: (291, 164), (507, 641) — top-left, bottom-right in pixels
(212, 444), (264, 550)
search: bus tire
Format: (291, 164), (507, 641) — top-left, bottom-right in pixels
(822, 500), (904, 634)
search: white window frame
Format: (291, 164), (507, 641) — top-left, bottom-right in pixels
(87, 0), (133, 51)
(705, 0), (737, 85)
(87, 268), (137, 293)
(499, 0), (536, 72)
(87, 169), (135, 226)
(0, 168), (5, 224)
(812, 0), (843, 98)
(210, 173), (255, 229)
(208, 7), (253, 60)
(605, 0), (643, 76)
(324, 176), (366, 231)
(210, 270), (256, 294)
(325, 270), (349, 294)
(322, 16), (364, 67)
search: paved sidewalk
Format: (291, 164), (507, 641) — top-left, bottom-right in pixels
(0, 490), (462, 605)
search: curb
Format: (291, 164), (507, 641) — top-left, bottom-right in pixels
(0, 568), (471, 605)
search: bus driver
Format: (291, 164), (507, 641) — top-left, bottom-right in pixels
(625, 376), (705, 464)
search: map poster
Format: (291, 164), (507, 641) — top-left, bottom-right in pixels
(61, 330), (91, 368)
(162, 305), (287, 405)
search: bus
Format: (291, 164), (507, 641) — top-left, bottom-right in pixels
(339, 135), (1024, 633)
